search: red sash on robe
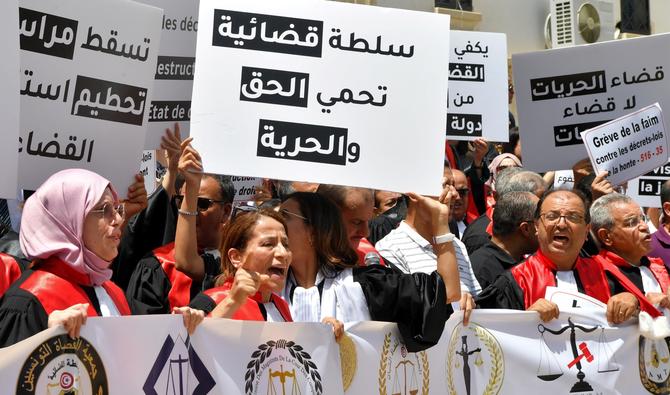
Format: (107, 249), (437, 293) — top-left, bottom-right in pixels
(485, 205), (494, 236)
(19, 257), (130, 316)
(465, 179), (479, 223)
(153, 242), (195, 310)
(511, 249), (611, 309)
(355, 238), (385, 267)
(594, 250), (667, 318)
(204, 280), (292, 322)
(0, 253), (22, 297)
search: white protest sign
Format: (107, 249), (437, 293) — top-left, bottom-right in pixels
(627, 162), (670, 208)
(139, 150), (158, 195)
(135, 0), (198, 148)
(513, 33), (670, 172)
(0, 0), (20, 199)
(553, 170), (575, 190)
(582, 104), (668, 186)
(191, 0), (450, 196)
(447, 31), (509, 142)
(231, 176), (261, 202)
(18, 0), (162, 197)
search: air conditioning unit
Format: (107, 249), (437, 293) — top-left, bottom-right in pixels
(544, 0), (615, 48)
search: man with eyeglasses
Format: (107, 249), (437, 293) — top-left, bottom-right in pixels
(591, 194), (670, 316)
(477, 189), (639, 324)
(451, 170), (474, 238)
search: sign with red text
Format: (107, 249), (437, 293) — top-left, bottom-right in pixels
(18, 0), (162, 197)
(0, 0), (20, 199)
(582, 103), (668, 186)
(190, 0), (451, 195)
(513, 33), (670, 172)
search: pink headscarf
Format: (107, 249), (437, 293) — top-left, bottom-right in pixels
(485, 153), (522, 190)
(20, 169), (119, 286)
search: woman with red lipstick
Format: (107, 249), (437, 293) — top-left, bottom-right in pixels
(0, 169), (204, 347)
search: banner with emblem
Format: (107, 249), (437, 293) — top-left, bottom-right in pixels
(18, 0), (162, 197)
(190, 0), (451, 196)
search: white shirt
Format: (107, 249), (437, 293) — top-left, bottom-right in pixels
(93, 286), (121, 317)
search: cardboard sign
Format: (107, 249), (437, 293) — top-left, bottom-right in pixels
(190, 0), (451, 196)
(135, 0), (199, 148)
(582, 104), (668, 186)
(18, 0), (162, 197)
(0, 0), (20, 199)
(447, 31), (509, 142)
(513, 33), (670, 172)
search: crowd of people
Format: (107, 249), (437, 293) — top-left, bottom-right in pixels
(1, 119), (669, 358)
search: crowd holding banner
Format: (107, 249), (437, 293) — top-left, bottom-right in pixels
(4, 0), (670, 395)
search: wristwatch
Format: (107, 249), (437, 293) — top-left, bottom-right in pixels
(433, 233), (455, 245)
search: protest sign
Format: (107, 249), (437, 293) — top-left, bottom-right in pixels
(513, 33), (670, 172)
(582, 103), (668, 186)
(18, 0), (162, 197)
(231, 176), (262, 202)
(190, 0), (451, 196)
(135, 0), (198, 148)
(447, 31), (509, 142)
(627, 163), (670, 208)
(553, 169), (575, 190)
(139, 150), (158, 195)
(0, 0), (20, 199)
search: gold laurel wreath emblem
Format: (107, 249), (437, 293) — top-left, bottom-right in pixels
(377, 332), (430, 395)
(638, 336), (670, 394)
(447, 323), (505, 395)
(339, 333), (357, 392)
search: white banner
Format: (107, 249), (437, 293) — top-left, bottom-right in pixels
(190, 0), (451, 196)
(628, 162), (670, 208)
(18, 0), (162, 197)
(135, 0), (198, 148)
(0, 0), (20, 199)
(513, 33), (670, 172)
(447, 31), (508, 142)
(582, 103), (669, 186)
(2, 309), (669, 394)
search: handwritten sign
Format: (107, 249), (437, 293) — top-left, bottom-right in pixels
(0, 0), (20, 199)
(134, 0), (198, 148)
(447, 31), (508, 142)
(18, 0), (162, 197)
(513, 33), (670, 172)
(190, 0), (451, 196)
(553, 170), (575, 190)
(582, 104), (668, 186)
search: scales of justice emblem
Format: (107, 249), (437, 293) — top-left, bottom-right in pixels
(446, 322), (504, 395)
(638, 336), (670, 394)
(378, 332), (430, 395)
(536, 317), (619, 393)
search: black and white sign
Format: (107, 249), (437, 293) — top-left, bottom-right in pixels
(0, 0), (20, 199)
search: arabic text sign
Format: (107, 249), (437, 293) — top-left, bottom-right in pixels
(513, 33), (670, 172)
(18, 0), (162, 197)
(191, 0), (450, 195)
(0, 0), (20, 199)
(582, 104), (668, 185)
(447, 31), (508, 142)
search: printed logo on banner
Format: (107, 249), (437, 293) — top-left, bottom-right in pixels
(447, 114), (482, 137)
(149, 101), (191, 123)
(530, 71), (607, 102)
(212, 10), (323, 58)
(446, 322), (503, 395)
(71, 75), (148, 126)
(638, 336), (670, 393)
(378, 332), (429, 395)
(240, 66), (309, 107)
(144, 334), (215, 395)
(449, 63), (485, 82)
(554, 120), (610, 147)
(155, 56), (196, 80)
(19, 8), (78, 60)
(536, 317), (619, 393)
(257, 119), (360, 166)
(16, 334), (108, 395)
(244, 339), (323, 395)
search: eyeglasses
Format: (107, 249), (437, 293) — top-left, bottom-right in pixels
(456, 188), (469, 197)
(621, 214), (648, 228)
(281, 208), (308, 222)
(231, 204), (258, 219)
(90, 203), (125, 223)
(539, 211), (585, 225)
(173, 195), (226, 212)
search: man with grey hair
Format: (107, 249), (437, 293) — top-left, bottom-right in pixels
(470, 191), (539, 289)
(590, 193), (670, 314)
(461, 169), (546, 255)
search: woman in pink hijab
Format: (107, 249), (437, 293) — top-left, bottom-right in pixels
(0, 169), (203, 347)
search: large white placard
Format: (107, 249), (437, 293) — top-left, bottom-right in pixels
(0, 0), (20, 199)
(582, 104), (669, 185)
(18, 0), (162, 197)
(135, 0), (199, 148)
(628, 162), (670, 208)
(191, 0), (451, 196)
(513, 33), (670, 172)
(447, 31), (509, 142)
